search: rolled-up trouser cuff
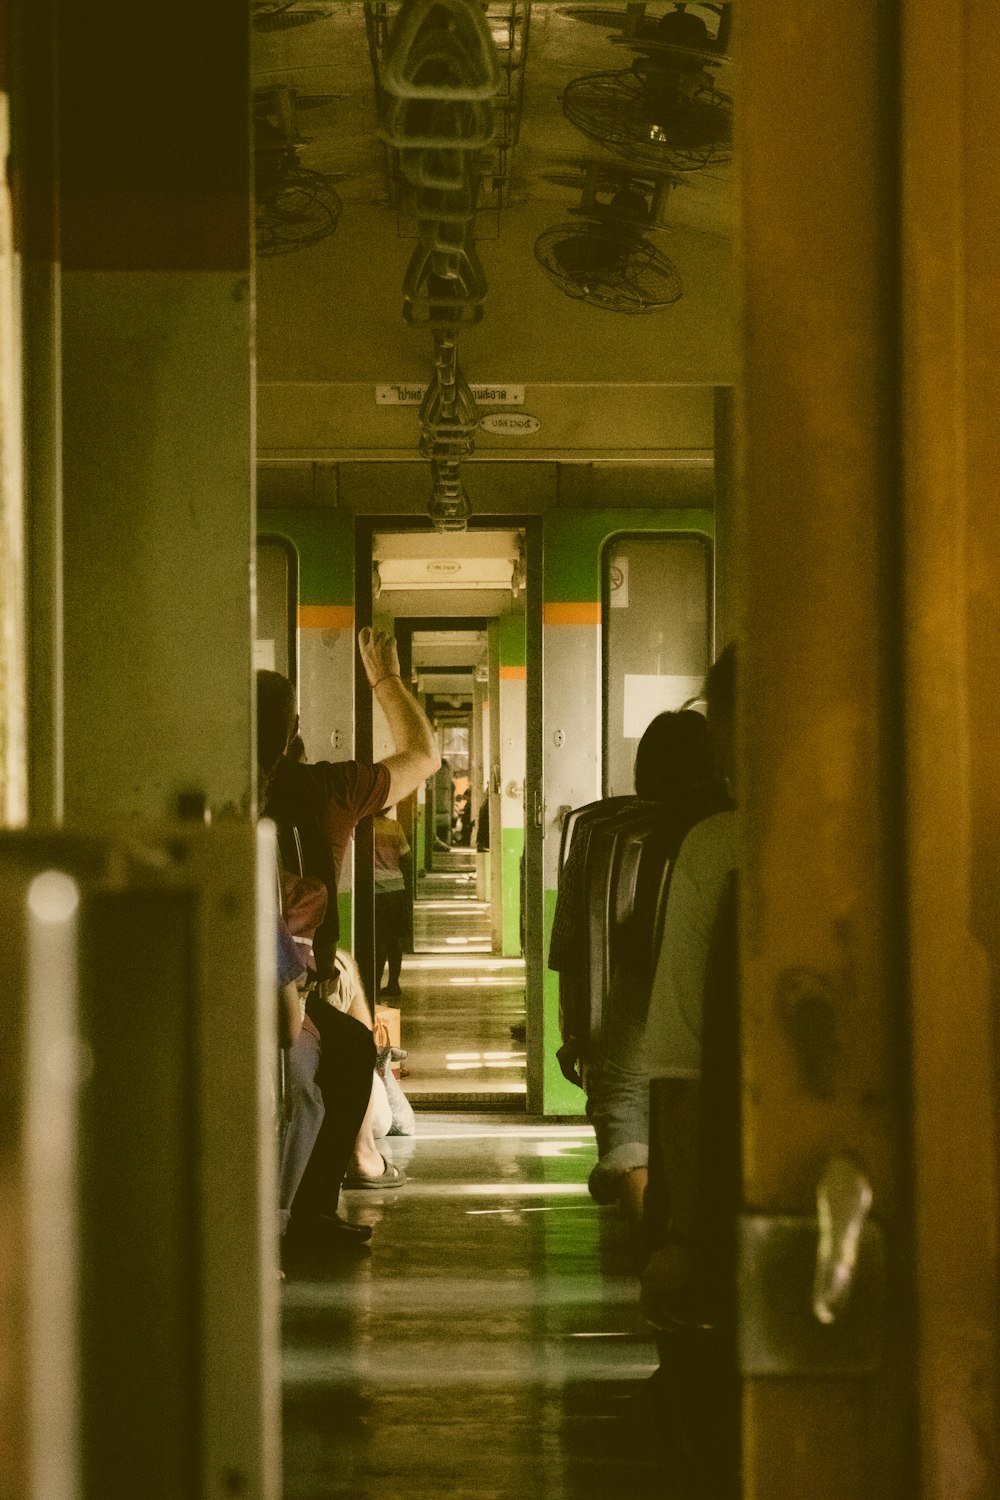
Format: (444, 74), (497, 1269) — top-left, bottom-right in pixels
(589, 1143), (649, 1203)
(601, 1141), (650, 1177)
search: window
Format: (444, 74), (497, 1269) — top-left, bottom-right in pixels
(603, 534), (713, 796)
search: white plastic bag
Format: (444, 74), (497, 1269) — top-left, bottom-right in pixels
(369, 1069), (394, 1141)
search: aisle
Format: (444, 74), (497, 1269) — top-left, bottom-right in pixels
(389, 867), (525, 1101)
(392, 953), (526, 1100)
(282, 1118), (669, 1500)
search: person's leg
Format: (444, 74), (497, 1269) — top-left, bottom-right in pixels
(386, 890), (405, 991)
(278, 1023), (324, 1233)
(386, 935), (403, 991)
(329, 953), (403, 1182)
(618, 1165), (649, 1235)
(374, 891), (390, 992)
(345, 1083), (405, 1185)
(291, 1004), (376, 1223)
(331, 948), (374, 1028)
(585, 963), (650, 1239)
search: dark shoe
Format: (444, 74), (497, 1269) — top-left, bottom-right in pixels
(286, 1213), (373, 1245)
(383, 981), (402, 997)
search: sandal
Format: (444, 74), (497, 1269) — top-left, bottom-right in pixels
(343, 1154), (407, 1190)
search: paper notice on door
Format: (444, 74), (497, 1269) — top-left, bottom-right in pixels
(623, 674), (705, 737)
(254, 639), (276, 671)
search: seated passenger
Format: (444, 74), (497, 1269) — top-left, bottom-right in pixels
(641, 644), (738, 1322)
(259, 669), (376, 1250)
(565, 711), (730, 1231)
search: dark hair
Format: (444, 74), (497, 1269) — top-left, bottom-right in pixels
(256, 670), (296, 777)
(704, 643), (736, 784)
(634, 709), (713, 801)
(286, 734), (307, 764)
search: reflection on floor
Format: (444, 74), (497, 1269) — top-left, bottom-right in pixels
(392, 955), (526, 1100)
(389, 861), (525, 1101)
(412, 896), (491, 955)
(283, 1118), (671, 1500)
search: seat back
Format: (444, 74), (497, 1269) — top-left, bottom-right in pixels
(613, 818), (676, 975)
(583, 803), (674, 1054)
(551, 797), (637, 1054)
(556, 788), (730, 1062)
(558, 794), (634, 880)
(274, 819), (304, 880)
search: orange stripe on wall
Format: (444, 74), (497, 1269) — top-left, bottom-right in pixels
(297, 605), (355, 630)
(499, 665), (527, 680)
(542, 602), (601, 625)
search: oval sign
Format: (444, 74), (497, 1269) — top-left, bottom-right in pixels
(479, 411), (541, 437)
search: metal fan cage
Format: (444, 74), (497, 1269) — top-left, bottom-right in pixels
(534, 220), (683, 313)
(256, 165), (343, 256)
(562, 68), (732, 174)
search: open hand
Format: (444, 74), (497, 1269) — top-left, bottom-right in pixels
(358, 627), (401, 689)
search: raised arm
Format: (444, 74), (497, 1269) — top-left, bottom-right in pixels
(358, 627), (441, 805)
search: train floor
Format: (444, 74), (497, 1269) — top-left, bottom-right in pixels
(282, 1117), (678, 1500)
(386, 856), (526, 1102)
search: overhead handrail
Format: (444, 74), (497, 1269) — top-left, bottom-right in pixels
(381, 0), (500, 100)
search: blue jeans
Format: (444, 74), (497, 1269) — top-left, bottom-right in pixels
(585, 960), (651, 1200)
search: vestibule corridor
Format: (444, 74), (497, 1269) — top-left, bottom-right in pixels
(400, 847), (527, 1102)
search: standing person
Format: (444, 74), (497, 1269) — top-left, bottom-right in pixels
(373, 810), (410, 997)
(433, 758), (453, 848)
(265, 629), (437, 987)
(260, 628), (440, 1248)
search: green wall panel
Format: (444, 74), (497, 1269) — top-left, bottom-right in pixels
(502, 826), (524, 957)
(258, 507), (354, 606)
(338, 892), (352, 953)
(498, 611), (526, 668)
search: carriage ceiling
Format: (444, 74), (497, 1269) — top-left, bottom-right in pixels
(254, 1), (735, 468)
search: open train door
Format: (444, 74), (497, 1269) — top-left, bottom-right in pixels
(737, 2), (1000, 1496)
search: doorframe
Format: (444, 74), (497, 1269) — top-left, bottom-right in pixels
(354, 515), (544, 1114)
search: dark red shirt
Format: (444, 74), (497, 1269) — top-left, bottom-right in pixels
(265, 756), (391, 975)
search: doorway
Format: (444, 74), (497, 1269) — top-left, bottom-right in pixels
(366, 526), (535, 1107)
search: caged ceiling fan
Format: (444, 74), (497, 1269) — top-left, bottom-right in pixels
(252, 1), (332, 34)
(534, 173), (683, 313)
(561, 2), (733, 174)
(254, 88), (344, 256)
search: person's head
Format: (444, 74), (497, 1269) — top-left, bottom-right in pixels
(256, 670), (297, 778)
(704, 643), (737, 788)
(633, 708), (714, 801)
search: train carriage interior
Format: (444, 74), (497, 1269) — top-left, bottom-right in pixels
(2, 3), (999, 1500)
